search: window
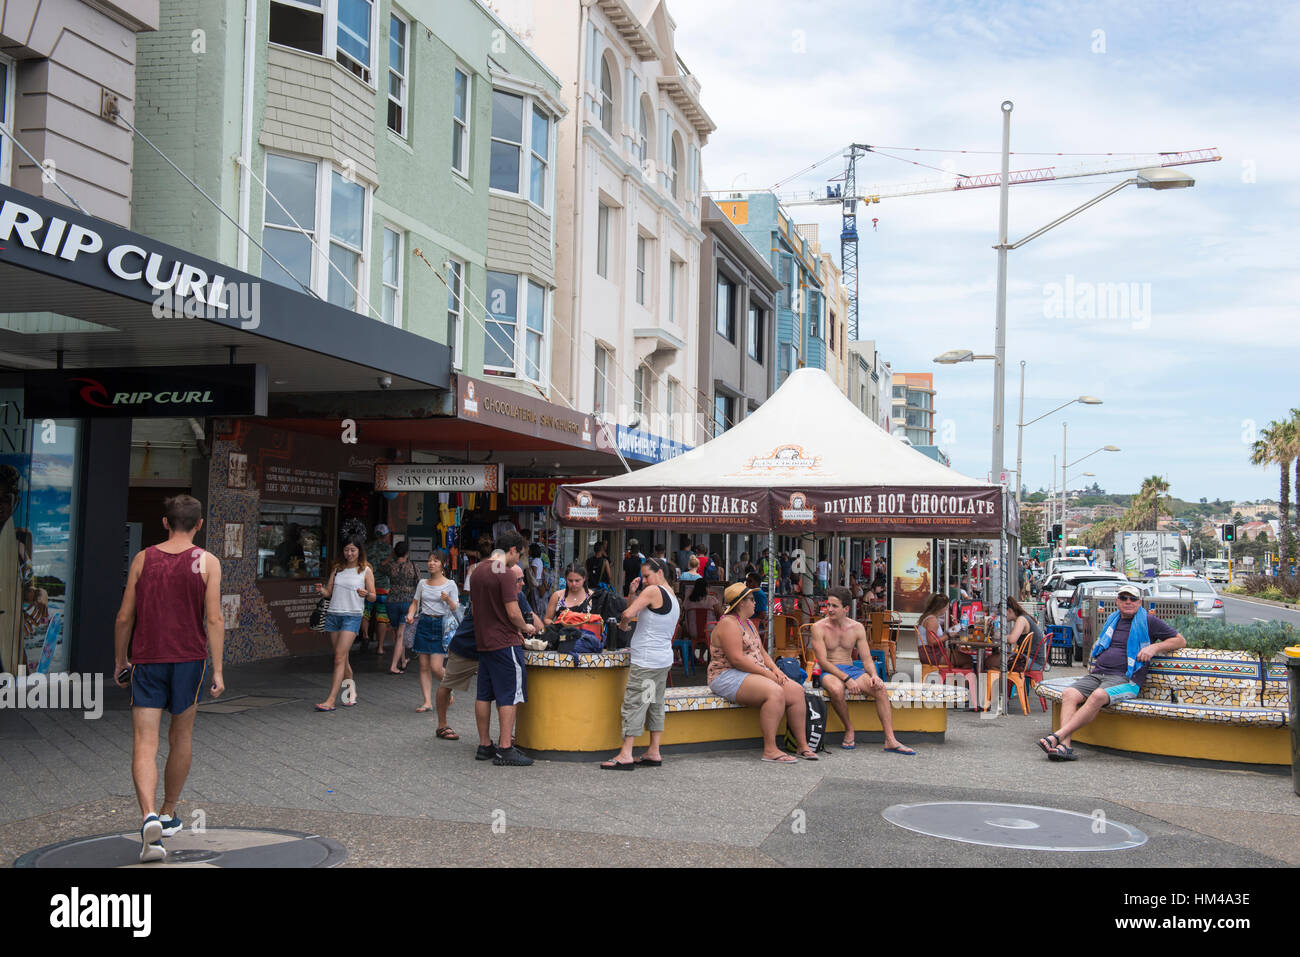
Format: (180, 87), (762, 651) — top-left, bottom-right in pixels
(328, 170), (366, 310)
(446, 258), (464, 368)
(666, 377), (678, 438)
(599, 55), (614, 135)
(892, 385), (904, 398)
(486, 271), (547, 382)
(670, 135), (681, 198)
(594, 344), (610, 415)
(596, 203), (611, 279)
(490, 88), (552, 208)
(269, 0), (375, 84)
(715, 276), (735, 342)
(258, 503), (328, 580)
(452, 68), (470, 175)
(636, 236), (648, 305)
(747, 305), (764, 363)
(778, 255), (793, 309)
(387, 12), (408, 135)
(381, 227), (402, 326)
(713, 392), (734, 438)
(0, 55), (12, 186)
(637, 99), (650, 166)
(529, 107), (549, 206)
(262, 154), (319, 293)
(634, 365), (649, 416)
(668, 259), (682, 325)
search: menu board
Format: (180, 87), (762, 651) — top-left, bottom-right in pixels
(263, 464), (337, 504)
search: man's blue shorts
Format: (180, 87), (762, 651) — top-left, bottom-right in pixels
(131, 661), (209, 715)
(476, 646), (527, 707)
(830, 662), (867, 682)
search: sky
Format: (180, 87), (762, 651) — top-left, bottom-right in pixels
(669, 0), (1299, 503)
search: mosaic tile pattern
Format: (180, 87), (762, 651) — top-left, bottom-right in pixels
(1037, 675), (1289, 727)
(662, 682), (968, 713)
(523, 648), (631, 669)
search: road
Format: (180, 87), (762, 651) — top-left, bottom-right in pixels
(1221, 593), (1300, 628)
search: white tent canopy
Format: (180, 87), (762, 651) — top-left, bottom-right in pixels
(555, 368), (1009, 537)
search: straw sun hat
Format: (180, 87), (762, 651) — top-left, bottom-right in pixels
(723, 582), (755, 615)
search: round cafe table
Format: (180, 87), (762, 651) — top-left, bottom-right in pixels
(951, 636), (997, 711)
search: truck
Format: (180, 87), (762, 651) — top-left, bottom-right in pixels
(1113, 530), (1185, 579)
(1204, 558), (1230, 584)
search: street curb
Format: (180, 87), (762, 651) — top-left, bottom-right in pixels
(1222, 591), (1300, 612)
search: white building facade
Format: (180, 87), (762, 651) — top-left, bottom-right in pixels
(504, 0), (716, 450)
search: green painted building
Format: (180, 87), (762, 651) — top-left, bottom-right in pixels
(133, 0), (565, 387)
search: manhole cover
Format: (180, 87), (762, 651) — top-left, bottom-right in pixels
(882, 802), (1146, 851)
(13, 826), (346, 868)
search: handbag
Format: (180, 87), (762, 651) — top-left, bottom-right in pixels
(309, 596), (329, 632)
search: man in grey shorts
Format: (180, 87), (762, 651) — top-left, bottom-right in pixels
(1038, 583), (1184, 761)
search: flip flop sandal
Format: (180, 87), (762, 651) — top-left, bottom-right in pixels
(796, 750), (820, 761)
(761, 754), (798, 763)
(840, 741), (857, 750)
(600, 759), (635, 770)
(1037, 733), (1061, 756)
(415, 705), (432, 713)
(633, 756), (662, 766)
(314, 705), (336, 712)
(883, 745), (917, 755)
(436, 727), (460, 740)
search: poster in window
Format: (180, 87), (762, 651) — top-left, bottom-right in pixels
(228, 452), (248, 489)
(223, 523), (244, 559)
(890, 537), (932, 621)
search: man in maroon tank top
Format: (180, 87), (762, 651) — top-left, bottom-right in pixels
(113, 495), (225, 863)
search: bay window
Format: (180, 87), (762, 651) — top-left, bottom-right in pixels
(269, 0), (376, 85)
(486, 271), (549, 383)
(490, 88), (554, 210)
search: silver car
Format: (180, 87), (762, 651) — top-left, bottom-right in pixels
(1149, 577), (1226, 621)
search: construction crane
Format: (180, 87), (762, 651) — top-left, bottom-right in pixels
(778, 146), (1222, 340)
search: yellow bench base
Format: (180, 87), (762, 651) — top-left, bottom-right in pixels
(514, 667), (949, 757)
(1051, 703), (1291, 766)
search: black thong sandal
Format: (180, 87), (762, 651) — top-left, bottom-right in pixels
(633, 755), (662, 767)
(600, 758), (635, 770)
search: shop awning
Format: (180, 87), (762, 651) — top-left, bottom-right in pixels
(0, 184), (450, 394)
(554, 367), (1016, 537)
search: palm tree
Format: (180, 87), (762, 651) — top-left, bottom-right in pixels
(1290, 409), (1300, 560)
(1251, 420), (1294, 562)
(1144, 475), (1170, 530)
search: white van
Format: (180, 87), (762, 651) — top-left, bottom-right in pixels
(1204, 558), (1230, 585)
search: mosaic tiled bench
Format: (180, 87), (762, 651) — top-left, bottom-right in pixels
(663, 682), (969, 712)
(1035, 649), (1291, 765)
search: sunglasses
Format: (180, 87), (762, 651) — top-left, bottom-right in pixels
(1116, 594), (1141, 602)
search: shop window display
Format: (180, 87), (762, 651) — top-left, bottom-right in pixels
(258, 504), (327, 579)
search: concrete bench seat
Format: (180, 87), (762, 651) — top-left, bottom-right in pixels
(1035, 649), (1291, 765)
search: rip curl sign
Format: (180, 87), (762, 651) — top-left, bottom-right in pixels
(23, 364), (267, 418)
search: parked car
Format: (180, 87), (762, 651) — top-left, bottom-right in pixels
(1061, 580), (1152, 650)
(1149, 576), (1226, 621)
(1045, 557), (1091, 579)
(1041, 569), (1129, 625)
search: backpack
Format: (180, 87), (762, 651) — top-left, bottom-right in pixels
(785, 690), (828, 754)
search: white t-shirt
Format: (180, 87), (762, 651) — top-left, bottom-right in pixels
(328, 566), (367, 615)
(416, 579), (459, 617)
(630, 585), (680, 670)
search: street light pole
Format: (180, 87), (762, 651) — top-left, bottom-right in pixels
(989, 100), (1013, 716)
(1015, 360), (1026, 516)
(1061, 421), (1068, 541)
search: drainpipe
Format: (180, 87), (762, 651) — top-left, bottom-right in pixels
(570, 1), (594, 410)
(236, 0), (257, 271)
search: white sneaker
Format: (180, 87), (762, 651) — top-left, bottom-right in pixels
(140, 815), (167, 863)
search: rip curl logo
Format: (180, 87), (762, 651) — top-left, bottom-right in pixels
(70, 377), (111, 409)
(780, 491), (816, 523)
(740, 444), (823, 474)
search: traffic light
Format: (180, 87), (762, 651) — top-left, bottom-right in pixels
(1222, 524), (1235, 543)
(1051, 523), (1063, 543)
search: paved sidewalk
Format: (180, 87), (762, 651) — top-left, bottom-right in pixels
(2, 654), (1296, 867)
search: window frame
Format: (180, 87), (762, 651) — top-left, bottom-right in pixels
(670, 135), (681, 199)
(380, 225), (403, 327)
(668, 258), (682, 326)
(715, 275), (736, 343)
(666, 376), (678, 440)
(747, 303), (764, 363)
(451, 66), (471, 177)
(484, 270), (550, 384)
(596, 202), (612, 279)
(261, 152), (370, 314)
(446, 257), (464, 369)
(713, 391), (734, 438)
(386, 10), (409, 136)
(0, 53), (13, 186)
(488, 86), (555, 212)
(268, 0), (378, 88)
(599, 55), (615, 136)
(635, 234), (648, 306)
(594, 343), (610, 416)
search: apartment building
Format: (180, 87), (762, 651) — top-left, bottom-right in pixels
(716, 191), (825, 388)
(891, 371), (936, 445)
(698, 197), (780, 437)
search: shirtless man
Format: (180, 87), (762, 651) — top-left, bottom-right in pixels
(808, 586), (915, 755)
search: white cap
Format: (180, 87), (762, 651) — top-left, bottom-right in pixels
(374, 524), (390, 536)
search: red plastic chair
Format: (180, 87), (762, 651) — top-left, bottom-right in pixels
(921, 634), (981, 708)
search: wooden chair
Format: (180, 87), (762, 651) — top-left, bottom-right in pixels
(773, 614), (803, 662)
